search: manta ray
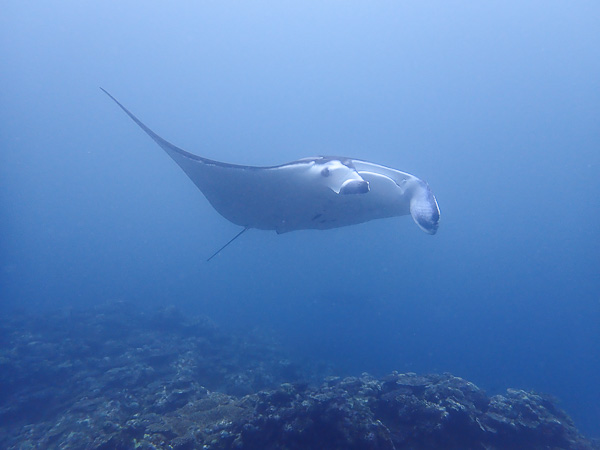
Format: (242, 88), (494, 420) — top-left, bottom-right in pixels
(102, 89), (440, 259)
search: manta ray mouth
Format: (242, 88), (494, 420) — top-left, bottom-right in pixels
(339, 179), (370, 195)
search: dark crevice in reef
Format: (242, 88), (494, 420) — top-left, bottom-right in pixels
(0, 302), (596, 449)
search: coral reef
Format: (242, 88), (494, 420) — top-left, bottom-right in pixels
(0, 302), (596, 449)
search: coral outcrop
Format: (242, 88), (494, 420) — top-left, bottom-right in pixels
(0, 302), (596, 449)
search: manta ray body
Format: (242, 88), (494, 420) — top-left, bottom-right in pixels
(102, 89), (440, 243)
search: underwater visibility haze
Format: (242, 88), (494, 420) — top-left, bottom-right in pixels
(1, 1), (599, 445)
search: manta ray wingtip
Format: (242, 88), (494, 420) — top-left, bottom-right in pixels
(99, 87), (118, 102)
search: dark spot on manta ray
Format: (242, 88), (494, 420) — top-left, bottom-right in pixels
(312, 213), (323, 221)
(321, 167), (330, 177)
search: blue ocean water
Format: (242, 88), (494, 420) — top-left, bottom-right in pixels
(1, 0), (598, 439)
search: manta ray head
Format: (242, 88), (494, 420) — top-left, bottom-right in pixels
(409, 180), (440, 235)
(315, 158), (370, 195)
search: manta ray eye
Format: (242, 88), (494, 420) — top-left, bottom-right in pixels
(321, 167), (330, 177)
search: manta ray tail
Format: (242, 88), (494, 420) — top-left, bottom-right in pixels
(206, 227), (249, 262)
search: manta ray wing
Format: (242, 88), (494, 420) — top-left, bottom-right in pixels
(102, 89), (358, 231)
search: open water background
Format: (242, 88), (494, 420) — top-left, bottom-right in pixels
(1, 1), (599, 437)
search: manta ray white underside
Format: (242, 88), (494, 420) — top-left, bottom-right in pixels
(102, 89), (440, 247)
